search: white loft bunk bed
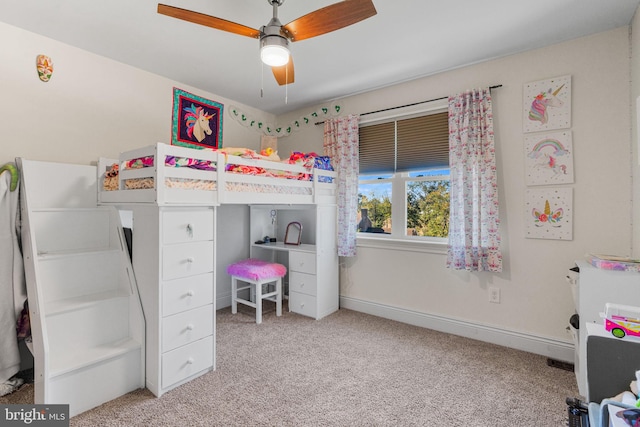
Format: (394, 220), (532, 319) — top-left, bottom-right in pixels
(93, 142), (338, 397)
(18, 143), (339, 409)
(98, 142), (337, 206)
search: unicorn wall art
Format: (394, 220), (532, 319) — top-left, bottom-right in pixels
(183, 105), (214, 143)
(523, 75), (571, 133)
(525, 187), (573, 240)
(171, 88), (224, 149)
(524, 131), (574, 185)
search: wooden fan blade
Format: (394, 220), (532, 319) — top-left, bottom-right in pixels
(282, 0), (376, 42)
(272, 58), (295, 86)
(158, 4), (261, 39)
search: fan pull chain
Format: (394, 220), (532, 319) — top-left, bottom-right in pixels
(260, 62), (264, 98)
(285, 65), (288, 104)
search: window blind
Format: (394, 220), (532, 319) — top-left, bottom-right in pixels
(359, 111), (449, 174)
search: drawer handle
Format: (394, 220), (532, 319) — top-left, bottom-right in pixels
(300, 302), (305, 308)
(186, 224), (193, 237)
(186, 290), (195, 297)
(186, 257), (194, 264)
(300, 282), (305, 288)
(186, 357), (194, 365)
(186, 324), (195, 331)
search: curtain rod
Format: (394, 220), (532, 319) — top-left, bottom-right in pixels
(315, 84), (502, 125)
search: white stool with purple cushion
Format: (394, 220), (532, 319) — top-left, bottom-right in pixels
(227, 258), (287, 324)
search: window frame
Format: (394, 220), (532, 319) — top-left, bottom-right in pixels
(357, 100), (449, 253)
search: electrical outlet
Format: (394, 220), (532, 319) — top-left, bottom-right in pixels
(489, 286), (500, 303)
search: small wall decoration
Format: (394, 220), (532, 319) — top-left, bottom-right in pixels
(525, 187), (573, 240)
(524, 130), (574, 186)
(36, 54), (53, 82)
(228, 102), (342, 137)
(172, 88), (223, 150)
(523, 75), (571, 133)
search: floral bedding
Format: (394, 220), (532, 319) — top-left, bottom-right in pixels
(225, 151), (333, 182)
(103, 148), (333, 192)
(124, 155), (216, 171)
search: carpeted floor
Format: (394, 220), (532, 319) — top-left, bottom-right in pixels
(2, 304), (579, 426)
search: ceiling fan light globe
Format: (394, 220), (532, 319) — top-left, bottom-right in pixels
(260, 35), (290, 67)
(261, 46), (289, 66)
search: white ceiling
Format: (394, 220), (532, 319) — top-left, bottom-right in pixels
(1, 0), (638, 115)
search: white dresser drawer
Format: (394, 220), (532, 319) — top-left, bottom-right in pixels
(289, 251), (316, 274)
(162, 241), (213, 280)
(162, 304), (213, 352)
(162, 273), (214, 317)
(162, 209), (214, 244)
(289, 292), (317, 319)
(289, 271), (317, 296)
(162, 335), (213, 388)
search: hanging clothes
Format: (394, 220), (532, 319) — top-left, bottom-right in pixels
(0, 162), (25, 390)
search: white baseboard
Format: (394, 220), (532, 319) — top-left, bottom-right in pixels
(217, 295), (232, 310)
(340, 296), (575, 363)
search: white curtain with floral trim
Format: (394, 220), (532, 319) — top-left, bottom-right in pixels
(323, 114), (360, 257)
(447, 88), (502, 272)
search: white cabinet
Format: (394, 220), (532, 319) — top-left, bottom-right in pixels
(574, 260), (640, 400)
(129, 205), (216, 397)
(249, 204), (338, 320)
(289, 250), (320, 318)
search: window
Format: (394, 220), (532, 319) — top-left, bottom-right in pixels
(358, 109), (449, 241)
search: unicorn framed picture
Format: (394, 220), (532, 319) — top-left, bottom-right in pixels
(524, 130), (574, 186)
(523, 75), (571, 133)
(525, 187), (573, 240)
(171, 88), (223, 150)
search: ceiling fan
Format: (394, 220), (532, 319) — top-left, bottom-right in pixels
(157, 0), (377, 86)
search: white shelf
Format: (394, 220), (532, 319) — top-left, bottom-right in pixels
(38, 247), (119, 259)
(45, 290), (130, 316)
(252, 242), (316, 253)
(49, 338), (141, 378)
(33, 207), (113, 213)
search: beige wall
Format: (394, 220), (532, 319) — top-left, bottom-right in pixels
(632, 9), (640, 257)
(0, 22), (273, 166)
(282, 27), (633, 350)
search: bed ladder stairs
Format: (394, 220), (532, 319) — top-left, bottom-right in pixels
(17, 158), (145, 417)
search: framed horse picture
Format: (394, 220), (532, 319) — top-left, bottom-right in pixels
(171, 88), (223, 150)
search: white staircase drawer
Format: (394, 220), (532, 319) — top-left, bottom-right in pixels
(162, 273), (214, 316)
(162, 209), (214, 244)
(162, 241), (213, 280)
(162, 336), (213, 389)
(289, 271), (317, 296)
(289, 251), (316, 274)
(289, 292), (317, 319)
(162, 305), (213, 352)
